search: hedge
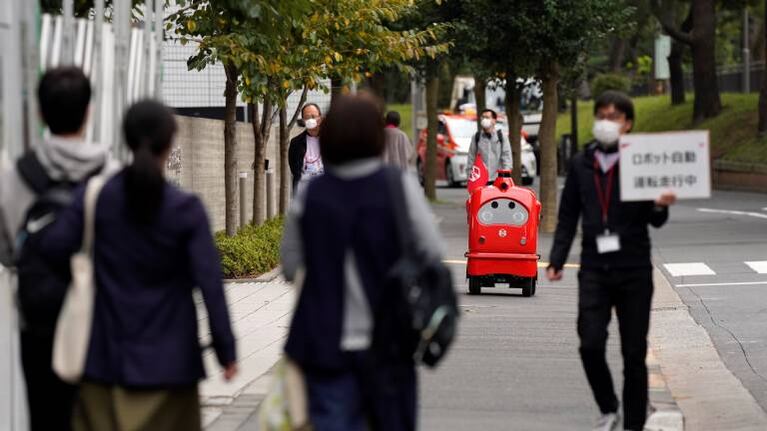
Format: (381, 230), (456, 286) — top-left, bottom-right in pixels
(591, 73), (632, 99)
(214, 217), (284, 279)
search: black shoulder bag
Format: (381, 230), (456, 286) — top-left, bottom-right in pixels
(384, 168), (459, 368)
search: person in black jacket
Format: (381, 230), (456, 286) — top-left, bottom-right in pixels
(288, 103), (324, 192)
(546, 91), (676, 431)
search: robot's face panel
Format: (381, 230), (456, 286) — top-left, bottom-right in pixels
(477, 199), (529, 226)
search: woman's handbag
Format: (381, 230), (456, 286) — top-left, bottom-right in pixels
(52, 175), (106, 383)
(258, 268), (310, 431)
(257, 357), (310, 431)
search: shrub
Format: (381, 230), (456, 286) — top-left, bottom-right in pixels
(215, 217), (284, 279)
(591, 73), (632, 99)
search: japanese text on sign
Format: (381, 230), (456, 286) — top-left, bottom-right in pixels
(619, 131), (711, 201)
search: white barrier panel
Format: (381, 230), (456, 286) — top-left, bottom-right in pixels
(0, 267), (27, 431)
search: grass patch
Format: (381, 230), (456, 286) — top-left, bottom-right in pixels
(215, 217), (284, 279)
(556, 93), (767, 164)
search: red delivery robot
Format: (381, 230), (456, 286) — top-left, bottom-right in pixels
(465, 170), (541, 296)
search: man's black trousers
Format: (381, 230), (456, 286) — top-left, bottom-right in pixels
(20, 331), (77, 431)
(577, 268), (654, 431)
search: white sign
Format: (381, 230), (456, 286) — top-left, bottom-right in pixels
(654, 35), (672, 80)
(619, 131), (711, 201)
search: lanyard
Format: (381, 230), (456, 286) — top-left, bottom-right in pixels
(593, 158), (616, 228)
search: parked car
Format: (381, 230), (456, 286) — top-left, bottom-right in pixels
(416, 114), (537, 188)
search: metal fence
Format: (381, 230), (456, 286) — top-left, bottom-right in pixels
(162, 41), (333, 121)
(631, 62), (767, 97)
(1, 2), (164, 429)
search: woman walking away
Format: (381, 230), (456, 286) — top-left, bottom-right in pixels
(41, 100), (237, 431)
(281, 93), (445, 431)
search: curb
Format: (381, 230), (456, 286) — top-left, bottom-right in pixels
(645, 347), (685, 431)
(223, 266), (282, 285)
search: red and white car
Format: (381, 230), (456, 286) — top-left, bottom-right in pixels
(416, 114), (537, 187)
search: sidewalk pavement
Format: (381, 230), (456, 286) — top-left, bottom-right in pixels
(198, 269), (293, 431)
(196, 263), (767, 431)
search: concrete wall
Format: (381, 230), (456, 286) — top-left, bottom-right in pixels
(170, 116), (296, 232)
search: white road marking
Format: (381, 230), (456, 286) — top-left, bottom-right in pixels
(676, 281), (767, 288)
(745, 261), (767, 274)
(664, 262), (716, 277)
(697, 208), (767, 220)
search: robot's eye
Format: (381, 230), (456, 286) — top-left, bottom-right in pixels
(491, 201), (498, 209)
(508, 202), (516, 210)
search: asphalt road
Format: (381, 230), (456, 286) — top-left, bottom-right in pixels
(420, 184), (619, 431)
(650, 190), (767, 412)
(420, 181), (767, 429)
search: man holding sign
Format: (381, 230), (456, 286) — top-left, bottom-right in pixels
(546, 91), (676, 431)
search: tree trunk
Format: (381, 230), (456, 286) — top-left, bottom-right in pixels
(368, 72), (386, 100)
(279, 105), (290, 214)
(223, 64), (239, 236)
(424, 75), (440, 201)
(667, 5), (692, 106)
(691, 0), (721, 123)
(252, 98), (273, 226)
(539, 62), (560, 234)
(473, 78), (486, 129)
(668, 39), (686, 105)
(608, 37), (627, 72)
(331, 75), (344, 104)
(505, 83), (522, 185)
(759, 4), (767, 135)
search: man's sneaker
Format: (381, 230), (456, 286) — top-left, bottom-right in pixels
(593, 412), (620, 431)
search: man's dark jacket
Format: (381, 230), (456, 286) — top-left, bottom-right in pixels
(288, 131), (308, 191)
(549, 143), (669, 272)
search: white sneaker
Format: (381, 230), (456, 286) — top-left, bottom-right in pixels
(593, 412), (620, 431)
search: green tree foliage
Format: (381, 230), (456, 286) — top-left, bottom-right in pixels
(172, 0), (449, 226)
(169, 0), (308, 235)
(525, 0), (632, 233)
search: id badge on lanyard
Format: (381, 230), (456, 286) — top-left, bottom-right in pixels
(594, 160), (620, 254)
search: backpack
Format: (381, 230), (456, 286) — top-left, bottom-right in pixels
(14, 152), (78, 336)
(474, 129), (505, 148)
(382, 168), (459, 368)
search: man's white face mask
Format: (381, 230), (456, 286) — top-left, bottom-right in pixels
(304, 118), (319, 130)
(592, 120), (622, 148)
(480, 118), (494, 131)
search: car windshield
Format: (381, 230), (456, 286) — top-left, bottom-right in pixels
(446, 118), (477, 139)
(445, 118), (477, 153)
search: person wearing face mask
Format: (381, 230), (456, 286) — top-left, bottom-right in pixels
(465, 109), (512, 183)
(289, 103), (324, 192)
(546, 91), (676, 431)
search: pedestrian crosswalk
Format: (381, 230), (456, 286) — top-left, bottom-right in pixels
(664, 261), (767, 276)
(664, 263), (716, 277)
(745, 261), (767, 274)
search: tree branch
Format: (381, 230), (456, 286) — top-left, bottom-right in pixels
(650, 0), (694, 46)
(288, 87), (310, 129)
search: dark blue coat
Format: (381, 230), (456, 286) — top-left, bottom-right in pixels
(41, 171), (236, 387)
(284, 168), (404, 373)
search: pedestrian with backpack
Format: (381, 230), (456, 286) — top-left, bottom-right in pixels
(465, 109), (512, 183)
(0, 67), (114, 431)
(280, 93), (457, 431)
(37, 100), (237, 430)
